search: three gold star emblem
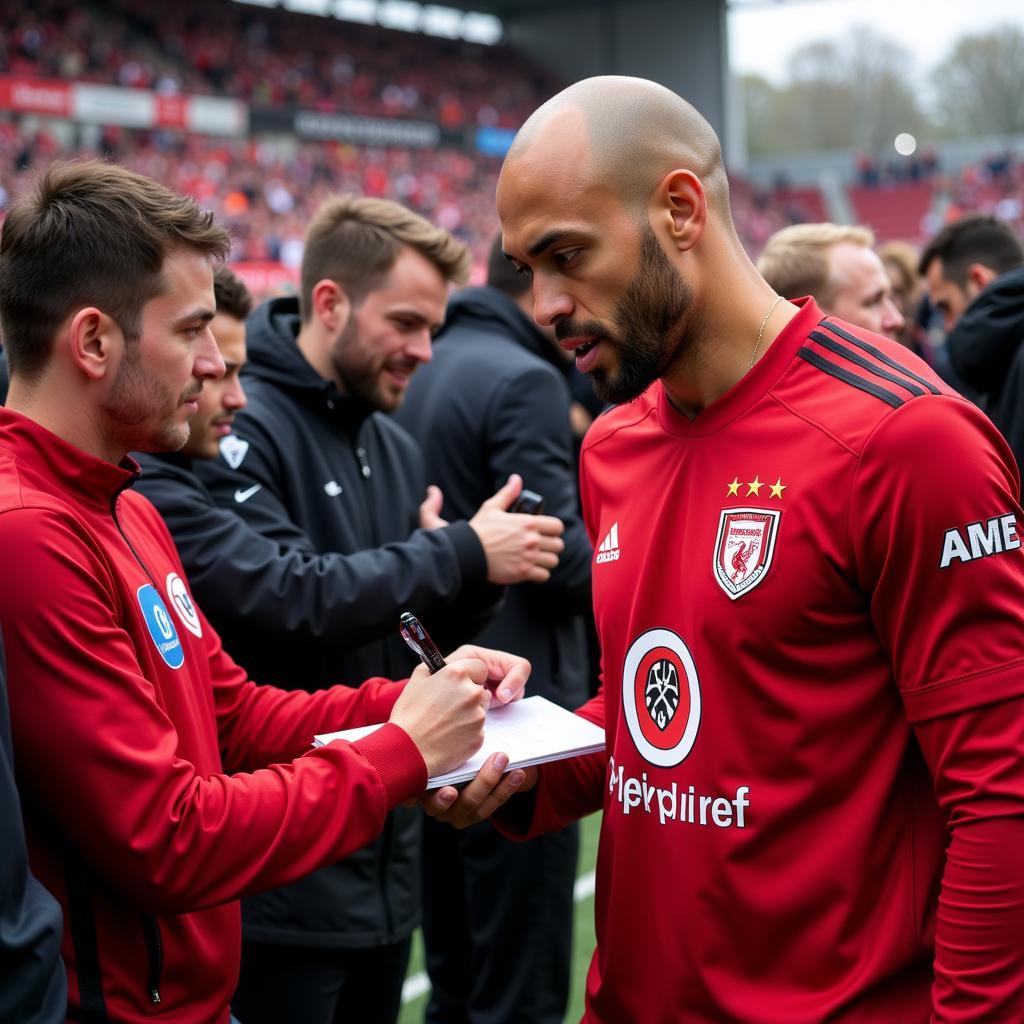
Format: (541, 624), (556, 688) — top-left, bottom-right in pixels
(725, 476), (786, 499)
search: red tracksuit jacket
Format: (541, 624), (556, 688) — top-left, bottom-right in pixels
(0, 407), (426, 1022)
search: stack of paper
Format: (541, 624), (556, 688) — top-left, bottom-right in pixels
(313, 695), (605, 789)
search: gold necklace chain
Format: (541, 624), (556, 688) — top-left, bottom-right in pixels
(748, 295), (783, 370)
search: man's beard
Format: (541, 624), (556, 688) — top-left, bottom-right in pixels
(105, 341), (198, 451)
(329, 316), (412, 414)
(558, 222), (694, 405)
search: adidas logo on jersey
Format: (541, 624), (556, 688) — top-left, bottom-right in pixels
(596, 522), (620, 563)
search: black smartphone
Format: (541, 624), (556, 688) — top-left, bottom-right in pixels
(510, 489), (545, 514)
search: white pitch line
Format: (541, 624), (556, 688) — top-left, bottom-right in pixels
(401, 870), (597, 1005)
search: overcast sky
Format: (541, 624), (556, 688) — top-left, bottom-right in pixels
(728, 0), (1024, 82)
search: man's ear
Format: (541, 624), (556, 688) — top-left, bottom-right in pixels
(67, 307), (122, 381)
(311, 279), (352, 332)
(653, 169), (707, 253)
(966, 262), (998, 296)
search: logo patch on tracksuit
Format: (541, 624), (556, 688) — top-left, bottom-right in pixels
(137, 584), (185, 669)
(165, 572), (203, 638)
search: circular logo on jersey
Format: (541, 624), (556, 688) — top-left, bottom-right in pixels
(165, 572), (203, 638)
(622, 628), (700, 767)
(136, 584), (185, 670)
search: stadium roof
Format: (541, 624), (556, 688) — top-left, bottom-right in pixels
(436, 0), (800, 14)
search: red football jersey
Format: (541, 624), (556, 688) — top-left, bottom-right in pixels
(523, 299), (1024, 1021)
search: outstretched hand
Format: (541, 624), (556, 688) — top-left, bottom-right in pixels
(421, 752), (538, 829)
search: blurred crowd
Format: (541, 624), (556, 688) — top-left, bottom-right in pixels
(0, 123), (835, 281)
(1, 0), (556, 128)
(0, 122), (505, 272)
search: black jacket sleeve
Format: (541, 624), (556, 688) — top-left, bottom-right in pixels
(174, 431), (488, 649)
(994, 348), (1024, 487)
(0, 631), (67, 1024)
(484, 364), (592, 614)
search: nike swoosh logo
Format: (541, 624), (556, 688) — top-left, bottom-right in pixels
(234, 484), (262, 503)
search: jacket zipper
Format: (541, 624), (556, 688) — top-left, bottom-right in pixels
(110, 485), (159, 588)
(354, 442), (397, 942)
(142, 914), (164, 1005)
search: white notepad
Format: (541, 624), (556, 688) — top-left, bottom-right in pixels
(313, 695), (605, 789)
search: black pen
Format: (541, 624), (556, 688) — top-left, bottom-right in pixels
(399, 612), (447, 674)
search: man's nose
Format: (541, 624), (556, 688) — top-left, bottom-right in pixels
(224, 377), (247, 411)
(406, 327), (433, 364)
(197, 327), (226, 380)
(881, 297), (905, 335)
(533, 280), (574, 327)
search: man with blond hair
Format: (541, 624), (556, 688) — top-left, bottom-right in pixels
(758, 222), (905, 339)
(198, 195), (565, 1023)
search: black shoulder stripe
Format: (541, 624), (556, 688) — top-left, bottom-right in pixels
(808, 330), (925, 397)
(819, 320), (941, 395)
(798, 347), (904, 408)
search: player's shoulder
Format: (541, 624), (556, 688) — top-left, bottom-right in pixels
(0, 447), (73, 522)
(774, 315), (971, 455)
(581, 388), (660, 455)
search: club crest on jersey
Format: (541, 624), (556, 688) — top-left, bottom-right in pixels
(622, 628), (701, 767)
(713, 507), (780, 600)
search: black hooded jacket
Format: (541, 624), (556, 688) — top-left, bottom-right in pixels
(947, 266), (1024, 476)
(190, 295), (493, 948)
(396, 286), (592, 712)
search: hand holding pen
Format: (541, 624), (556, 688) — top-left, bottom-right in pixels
(387, 613), (532, 779)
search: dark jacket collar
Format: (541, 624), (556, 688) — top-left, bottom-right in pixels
(947, 265), (1024, 396)
(244, 296), (374, 433)
(437, 287), (572, 377)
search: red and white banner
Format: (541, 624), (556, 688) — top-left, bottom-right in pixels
(231, 262), (299, 299)
(0, 75), (72, 118)
(0, 75), (247, 136)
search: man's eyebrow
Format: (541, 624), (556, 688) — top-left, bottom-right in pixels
(525, 230), (574, 259)
(172, 308), (215, 330)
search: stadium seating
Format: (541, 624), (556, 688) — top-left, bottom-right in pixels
(848, 182), (935, 244)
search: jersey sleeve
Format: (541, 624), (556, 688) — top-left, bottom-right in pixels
(850, 395), (1024, 722)
(912, 695), (1024, 1019)
(0, 507), (426, 914)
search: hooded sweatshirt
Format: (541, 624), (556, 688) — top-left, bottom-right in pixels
(195, 295), (493, 948)
(947, 265), (1024, 474)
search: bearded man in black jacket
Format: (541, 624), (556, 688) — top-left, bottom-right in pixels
(396, 237), (593, 1024)
(184, 200), (564, 1024)
(920, 215), (1024, 474)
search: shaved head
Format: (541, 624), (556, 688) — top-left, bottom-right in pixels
(505, 76), (731, 219)
(497, 77), (745, 410)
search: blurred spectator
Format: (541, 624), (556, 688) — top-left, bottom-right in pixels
(757, 222), (905, 339)
(878, 240), (931, 354)
(921, 215), (1024, 472)
(918, 214), (1024, 331)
